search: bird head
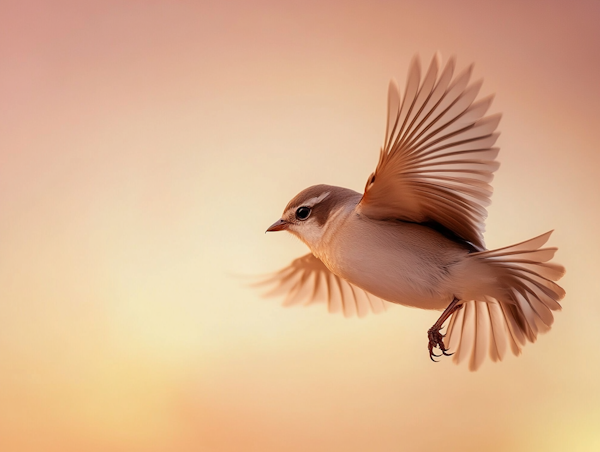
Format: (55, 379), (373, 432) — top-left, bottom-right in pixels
(266, 184), (360, 249)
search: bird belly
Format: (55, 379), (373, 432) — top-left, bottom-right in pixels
(318, 216), (468, 311)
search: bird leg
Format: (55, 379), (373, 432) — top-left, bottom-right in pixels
(428, 297), (463, 362)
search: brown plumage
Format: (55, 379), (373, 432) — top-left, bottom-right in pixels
(262, 54), (565, 371)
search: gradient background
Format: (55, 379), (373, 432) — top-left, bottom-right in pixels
(1, 1), (599, 451)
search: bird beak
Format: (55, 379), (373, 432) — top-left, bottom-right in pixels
(266, 219), (289, 232)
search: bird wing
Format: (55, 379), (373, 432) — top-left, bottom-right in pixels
(256, 253), (389, 317)
(357, 54), (501, 250)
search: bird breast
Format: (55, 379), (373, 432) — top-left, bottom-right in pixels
(315, 209), (470, 310)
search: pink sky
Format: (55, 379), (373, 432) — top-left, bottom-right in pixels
(1, 1), (599, 451)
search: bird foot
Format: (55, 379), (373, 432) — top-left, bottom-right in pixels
(427, 326), (452, 362)
(426, 298), (462, 363)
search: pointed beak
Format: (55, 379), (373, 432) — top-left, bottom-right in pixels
(266, 219), (289, 232)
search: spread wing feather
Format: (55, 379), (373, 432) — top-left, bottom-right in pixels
(256, 253), (389, 317)
(358, 54), (501, 250)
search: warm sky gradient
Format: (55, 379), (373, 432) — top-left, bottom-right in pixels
(1, 1), (599, 451)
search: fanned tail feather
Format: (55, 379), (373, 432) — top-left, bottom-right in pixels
(445, 231), (565, 370)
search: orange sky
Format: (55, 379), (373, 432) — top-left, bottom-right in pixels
(1, 1), (599, 451)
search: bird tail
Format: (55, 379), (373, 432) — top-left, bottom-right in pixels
(444, 231), (566, 371)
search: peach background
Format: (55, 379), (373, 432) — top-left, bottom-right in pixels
(1, 1), (599, 451)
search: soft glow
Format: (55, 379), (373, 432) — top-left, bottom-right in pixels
(1, 1), (598, 451)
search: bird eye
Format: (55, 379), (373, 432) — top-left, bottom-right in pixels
(295, 206), (311, 221)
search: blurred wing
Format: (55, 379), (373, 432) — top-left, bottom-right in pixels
(358, 54), (501, 250)
(256, 253), (389, 317)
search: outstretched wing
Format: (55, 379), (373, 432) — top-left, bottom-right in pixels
(358, 54), (501, 250)
(256, 253), (389, 317)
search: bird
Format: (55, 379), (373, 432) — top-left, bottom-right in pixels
(261, 54), (565, 371)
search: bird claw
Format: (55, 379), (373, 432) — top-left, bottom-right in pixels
(427, 326), (453, 362)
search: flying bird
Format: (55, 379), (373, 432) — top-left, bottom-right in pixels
(262, 54), (565, 371)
